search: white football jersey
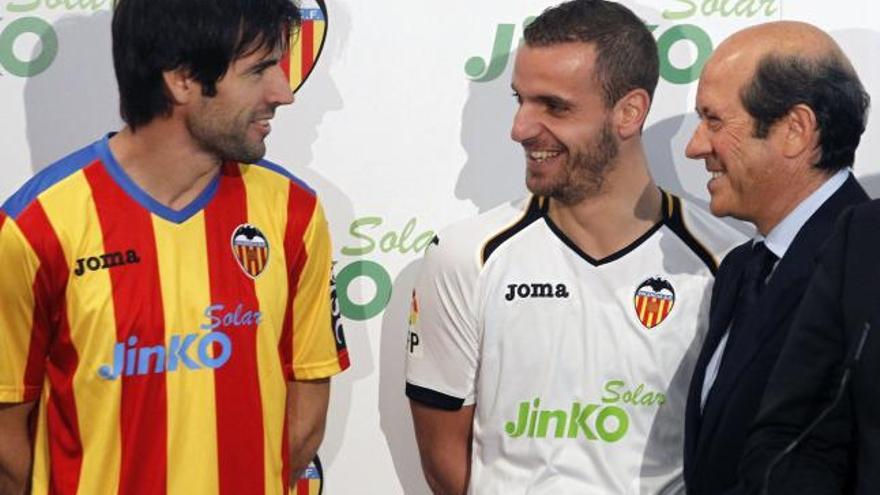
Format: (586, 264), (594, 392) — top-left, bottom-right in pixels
(405, 192), (743, 494)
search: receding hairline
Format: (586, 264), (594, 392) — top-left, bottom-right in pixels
(708, 21), (856, 79)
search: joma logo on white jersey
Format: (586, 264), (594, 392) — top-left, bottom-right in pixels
(504, 283), (570, 301)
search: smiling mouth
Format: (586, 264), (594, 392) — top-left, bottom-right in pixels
(253, 119), (271, 133)
(710, 171), (724, 179)
(528, 150), (562, 163)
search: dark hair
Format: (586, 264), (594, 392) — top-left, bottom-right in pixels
(741, 54), (870, 172)
(523, 0), (659, 107)
(112, 0), (299, 129)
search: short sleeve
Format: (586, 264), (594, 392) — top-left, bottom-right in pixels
(405, 234), (481, 410)
(0, 211), (46, 402)
(288, 200), (350, 380)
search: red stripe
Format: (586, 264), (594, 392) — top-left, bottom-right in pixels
(300, 21), (315, 81)
(279, 184), (317, 381)
(17, 200), (81, 494)
(84, 164), (167, 495)
(204, 164), (265, 494)
(338, 346), (350, 370)
(296, 478), (310, 495)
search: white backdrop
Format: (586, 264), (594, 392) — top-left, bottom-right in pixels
(1, 1), (878, 493)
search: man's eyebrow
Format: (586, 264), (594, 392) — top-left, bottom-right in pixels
(695, 106), (713, 117)
(512, 89), (571, 108)
(246, 58), (280, 73)
(536, 95), (571, 108)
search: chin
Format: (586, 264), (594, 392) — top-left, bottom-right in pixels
(708, 200), (730, 219)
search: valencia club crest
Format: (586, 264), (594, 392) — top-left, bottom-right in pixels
(633, 277), (675, 329)
(283, 0), (328, 94)
(231, 224), (269, 279)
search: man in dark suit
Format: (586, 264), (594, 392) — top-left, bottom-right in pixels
(682, 21), (871, 495)
(733, 200), (880, 494)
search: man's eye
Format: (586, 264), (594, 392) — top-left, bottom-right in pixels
(547, 103), (568, 114)
(511, 92), (522, 104)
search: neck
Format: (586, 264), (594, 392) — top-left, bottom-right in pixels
(108, 121), (222, 211)
(753, 166), (835, 236)
(547, 144), (661, 260)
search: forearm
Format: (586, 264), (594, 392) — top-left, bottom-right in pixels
(411, 402), (474, 495)
(0, 402), (35, 495)
(288, 415), (326, 478)
(0, 458), (31, 495)
(0, 473), (30, 495)
(419, 441), (470, 495)
(287, 379), (330, 479)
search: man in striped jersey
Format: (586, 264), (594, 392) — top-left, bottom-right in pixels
(0, 0), (349, 494)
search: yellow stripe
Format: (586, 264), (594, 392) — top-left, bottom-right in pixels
(40, 171), (122, 494)
(241, 164), (292, 494)
(293, 201), (343, 378)
(0, 218), (39, 402)
(152, 212), (220, 495)
(313, 20), (326, 60)
(290, 31), (303, 90)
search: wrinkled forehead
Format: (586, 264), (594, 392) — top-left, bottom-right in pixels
(697, 46), (756, 101)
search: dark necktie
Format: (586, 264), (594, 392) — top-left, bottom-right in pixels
(718, 241), (778, 375)
(737, 241), (777, 313)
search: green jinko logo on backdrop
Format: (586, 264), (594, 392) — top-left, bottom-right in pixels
(465, 0), (779, 84)
(336, 216), (435, 321)
(0, 0), (108, 77)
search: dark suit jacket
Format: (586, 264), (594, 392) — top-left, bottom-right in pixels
(683, 175), (867, 495)
(733, 199), (880, 495)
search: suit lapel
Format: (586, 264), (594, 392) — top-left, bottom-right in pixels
(686, 244), (749, 462)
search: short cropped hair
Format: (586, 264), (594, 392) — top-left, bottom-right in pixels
(523, 0), (659, 107)
(112, 0), (299, 129)
(741, 54), (871, 171)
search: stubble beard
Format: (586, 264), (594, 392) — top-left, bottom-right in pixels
(187, 104), (267, 165)
(528, 121), (619, 205)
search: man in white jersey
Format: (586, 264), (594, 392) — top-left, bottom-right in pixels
(405, 1), (742, 493)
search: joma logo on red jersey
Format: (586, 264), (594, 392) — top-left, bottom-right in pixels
(73, 250), (141, 277)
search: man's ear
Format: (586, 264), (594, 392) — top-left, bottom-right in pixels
(779, 103), (819, 159)
(162, 68), (198, 105)
(613, 88), (651, 140)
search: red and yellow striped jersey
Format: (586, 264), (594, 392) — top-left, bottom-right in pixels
(0, 136), (350, 495)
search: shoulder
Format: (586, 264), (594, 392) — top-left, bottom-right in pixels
(830, 199), (880, 252)
(2, 141), (100, 220)
(425, 196), (543, 275)
(664, 192), (748, 274)
(242, 159), (317, 199)
(847, 199), (880, 226)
